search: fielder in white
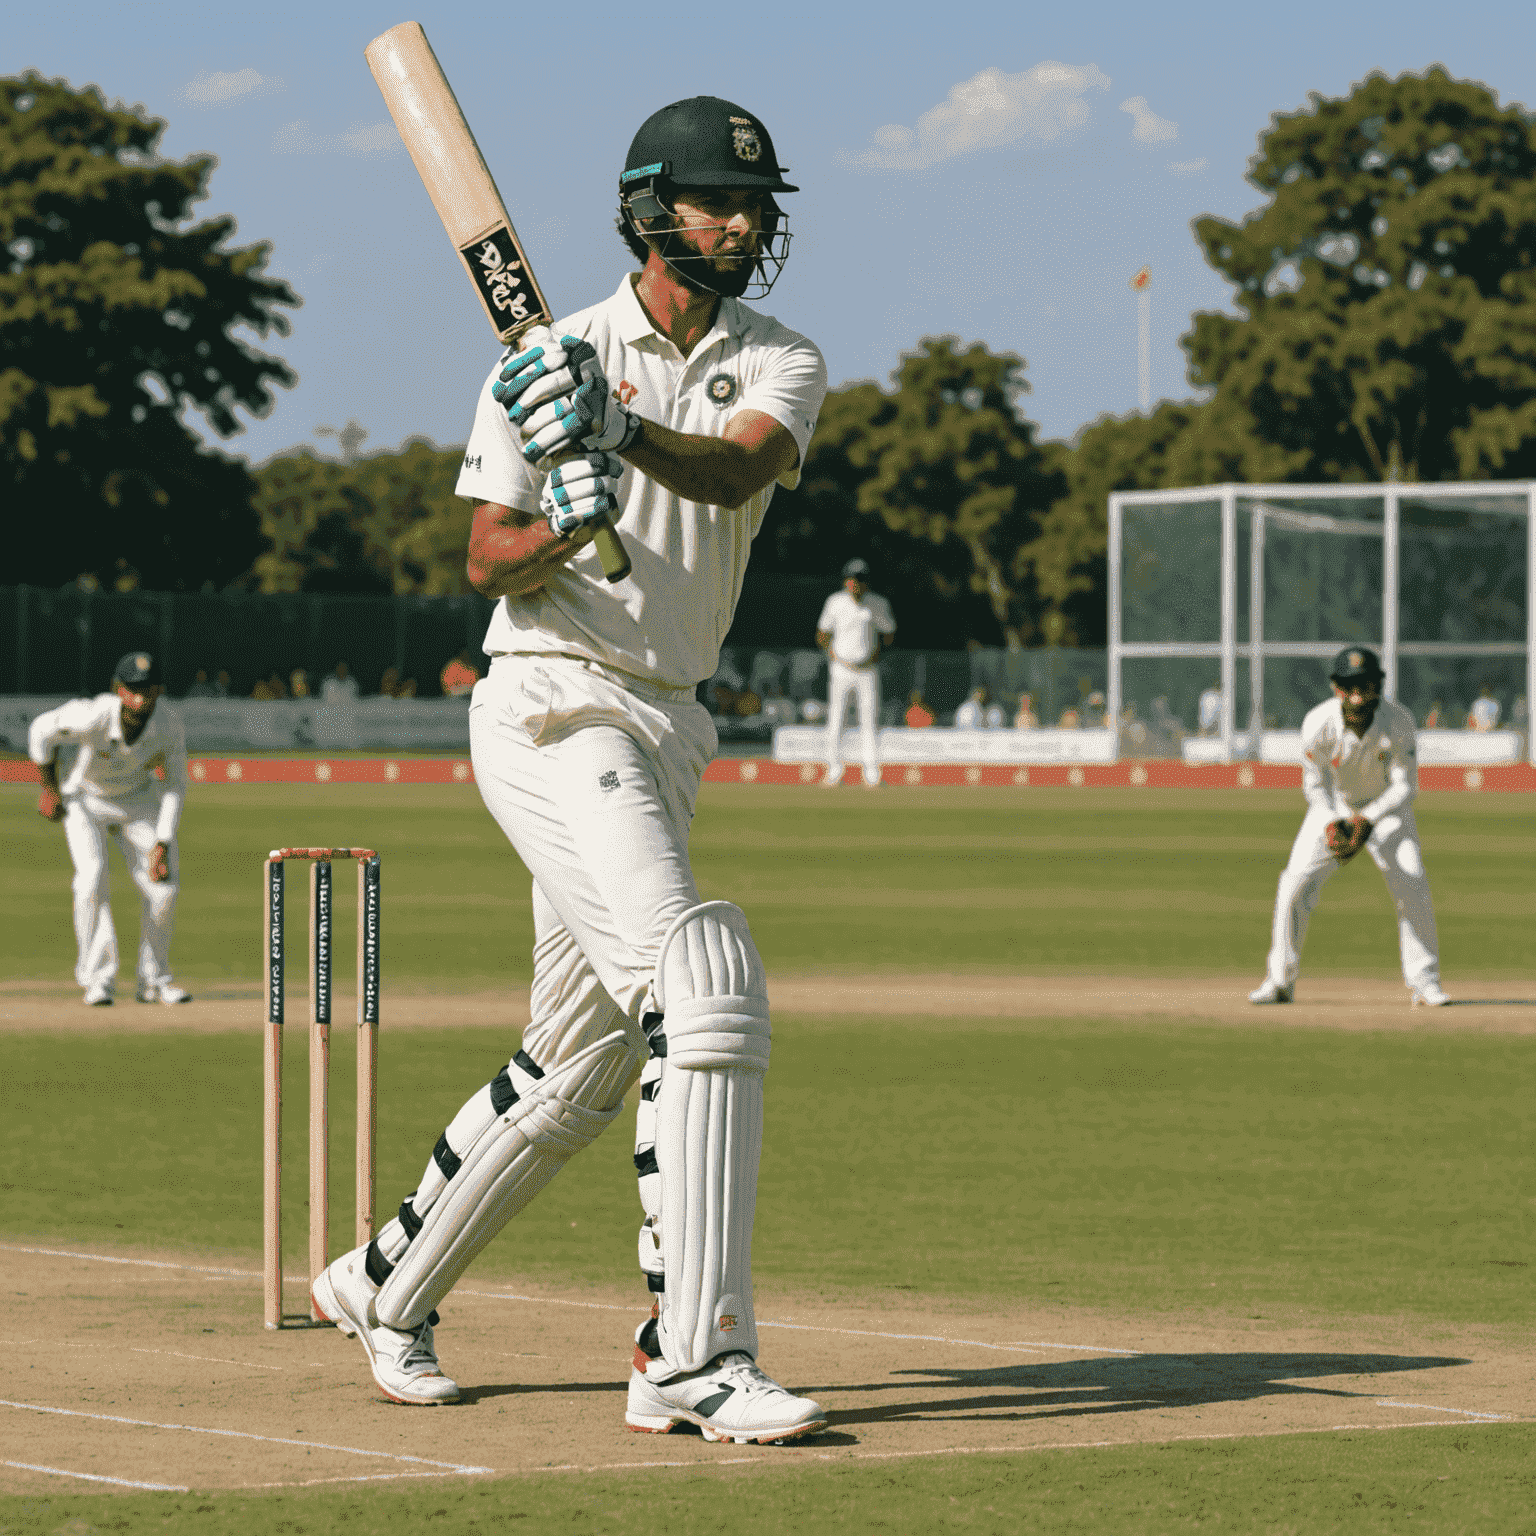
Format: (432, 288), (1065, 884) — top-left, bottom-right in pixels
(28, 651), (192, 1007)
(1249, 647), (1448, 1008)
(816, 558), (896, 787)
(312, 96), (830, 1444)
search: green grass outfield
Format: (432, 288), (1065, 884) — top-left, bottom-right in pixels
(5, 782), (1535, 985)
(3, 783), (1533, 1533)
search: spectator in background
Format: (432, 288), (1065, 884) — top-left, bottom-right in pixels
(1467, 686), (1501, 732)
(1083, 692), (1106, 729)
(441, 649), (482, 697)
(1197, 684), (1222, 737)
(321, 662), (360, 703)
(1013, 693), (1039, 729)
(953, 688), (987, 731)
(289, 669), (311, 700)
(378, 667), (419, 700)
(214, 670), (232, 698)
(759, 684), (795, 728)
(1058, 703), (1081, 729)
(186, 669), (219, 699)
(983, 696), (1006, 730)
(1422, 700), (1443, 729)
(905, 691), (935, 728)
(800, 697), (827, 724)
(251, 673), (288, 701)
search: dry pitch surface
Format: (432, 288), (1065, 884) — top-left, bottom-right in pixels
(3, 973), (1533, 1495)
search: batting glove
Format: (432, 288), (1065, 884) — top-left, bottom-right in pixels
(539, 451), (624, 537)
(518, 375), (640, 463)
(492, 330), (604, 429)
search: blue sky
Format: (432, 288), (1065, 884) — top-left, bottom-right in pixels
(13, 0), (1536, 466)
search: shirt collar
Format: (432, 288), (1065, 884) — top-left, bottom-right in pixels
(613, 273), (748, 358)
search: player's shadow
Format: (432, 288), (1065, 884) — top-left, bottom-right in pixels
(811, 1351), (1469, 1430)
(1439, 998), (1536, 1007)
(457, 1378), (629, 1405)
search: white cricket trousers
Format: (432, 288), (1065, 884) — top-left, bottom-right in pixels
(470, 655), (717, 1062)
(1264, 804), (1441, 993)
(62, 795), (179, 992)
(825, 658), (881, 785)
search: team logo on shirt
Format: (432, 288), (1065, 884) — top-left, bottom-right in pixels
(729, 118), (761, 162)
(614, 380), (638, 406)
(706, 372), (738, 409)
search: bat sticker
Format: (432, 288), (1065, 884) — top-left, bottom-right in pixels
(461, 227), (540, 328)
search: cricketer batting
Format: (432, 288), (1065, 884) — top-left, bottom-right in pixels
(312, 95), (830, 1445)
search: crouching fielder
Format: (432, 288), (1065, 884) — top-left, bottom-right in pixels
(1249, 647), (1447, 1007)
(28, 651), (191, 1008)
(311, 95), (828, 1444)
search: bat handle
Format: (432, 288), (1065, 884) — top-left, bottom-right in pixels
(591, 517), (632, 584)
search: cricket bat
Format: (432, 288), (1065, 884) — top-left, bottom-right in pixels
(365, 21), (631, 583)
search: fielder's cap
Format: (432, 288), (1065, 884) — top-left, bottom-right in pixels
(113, 651), (162, 689)
(842, 558), (871, 580)
(621, 97), (798, 194)
(1328, 646), (1383, 684)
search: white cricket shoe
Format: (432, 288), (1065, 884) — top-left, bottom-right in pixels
(1411, 981), (1450, 1007)
(311, 1242), (460, 1405)
(822, 767), (844, 787)
(1248, 980), (1293, 1004)
(627, 1351), (827, 1444)
(82, 982), (114, 1007)
(137, 983), (192, 1004)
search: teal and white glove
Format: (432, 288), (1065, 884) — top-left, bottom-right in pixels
(518, 374), (640, 463)
(539, 452), (624, 537)
(491, 329), (603, 430)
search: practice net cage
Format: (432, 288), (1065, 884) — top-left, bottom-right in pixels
(1107, 482), (1535, 763)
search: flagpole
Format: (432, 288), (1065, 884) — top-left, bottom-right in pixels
(1130, 266), (1152, 412)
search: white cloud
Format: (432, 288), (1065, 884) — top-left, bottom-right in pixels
(272, 120), (399, 157)
(1120, 95), (1178, 145)
(841, 63), (1111, 171)
(183, 68), (283, 106)
(1167, 157), (1208, 177)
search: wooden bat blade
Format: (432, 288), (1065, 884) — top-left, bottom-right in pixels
(364, 21), (631, 583)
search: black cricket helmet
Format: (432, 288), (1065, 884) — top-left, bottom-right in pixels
(1328, 646), (1383, 687)
(620, 96), (795, 298)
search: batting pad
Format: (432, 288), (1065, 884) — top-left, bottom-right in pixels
(650, 902), (772, 1374)
(374, 1029), (644, 1329)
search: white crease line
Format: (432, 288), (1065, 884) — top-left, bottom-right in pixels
(1376, 1399), (1510, 1422)
(1005, 1340), (1142, 1355)
(131, 1347), (285, 1372)
(248, 1472), (469, 1488)
(0, 1244), (258, 1279)
(2, 1459), (189, 1492)
(0, 1400), (493, 1475)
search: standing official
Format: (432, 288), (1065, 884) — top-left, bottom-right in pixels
(28, 653), (192, 1007)
(1249, 647), (1447, 1007)
(313, 96), (829, 1444)
(816, 558), (896, 787)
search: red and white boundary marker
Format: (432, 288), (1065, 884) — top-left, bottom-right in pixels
(2, 758), (1533, 791)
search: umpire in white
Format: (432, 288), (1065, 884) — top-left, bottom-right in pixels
(1250, 646), (1447, 1007)
(816, 558), (896, 787)
(28, 652), (192, 1007)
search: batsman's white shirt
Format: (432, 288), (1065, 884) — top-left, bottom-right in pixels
(457, 273), (828, 688)
(28, 693), (187, 838)
(817, 589), (896, 668)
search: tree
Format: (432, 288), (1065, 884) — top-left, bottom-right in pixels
(2, 72), (298, 589)
(1186, 67), (1536, 482)
(249, 439), (472, 595)
(757, 338), (1067, 646)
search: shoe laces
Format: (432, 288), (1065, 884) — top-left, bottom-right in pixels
(397, 1319), (441, 1375)
(713, 1353), (781, 1398)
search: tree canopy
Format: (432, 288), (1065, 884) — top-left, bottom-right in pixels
(757, 337), (1072, 646)
(1186, 67), (1536, 482)
(248, 438), (472, 595)
(2, 71), (298, 590)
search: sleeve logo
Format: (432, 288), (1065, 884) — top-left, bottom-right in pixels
(706, 372), (739, 408)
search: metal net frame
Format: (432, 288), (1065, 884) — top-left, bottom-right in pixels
(1107, 481), (1536, 763)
